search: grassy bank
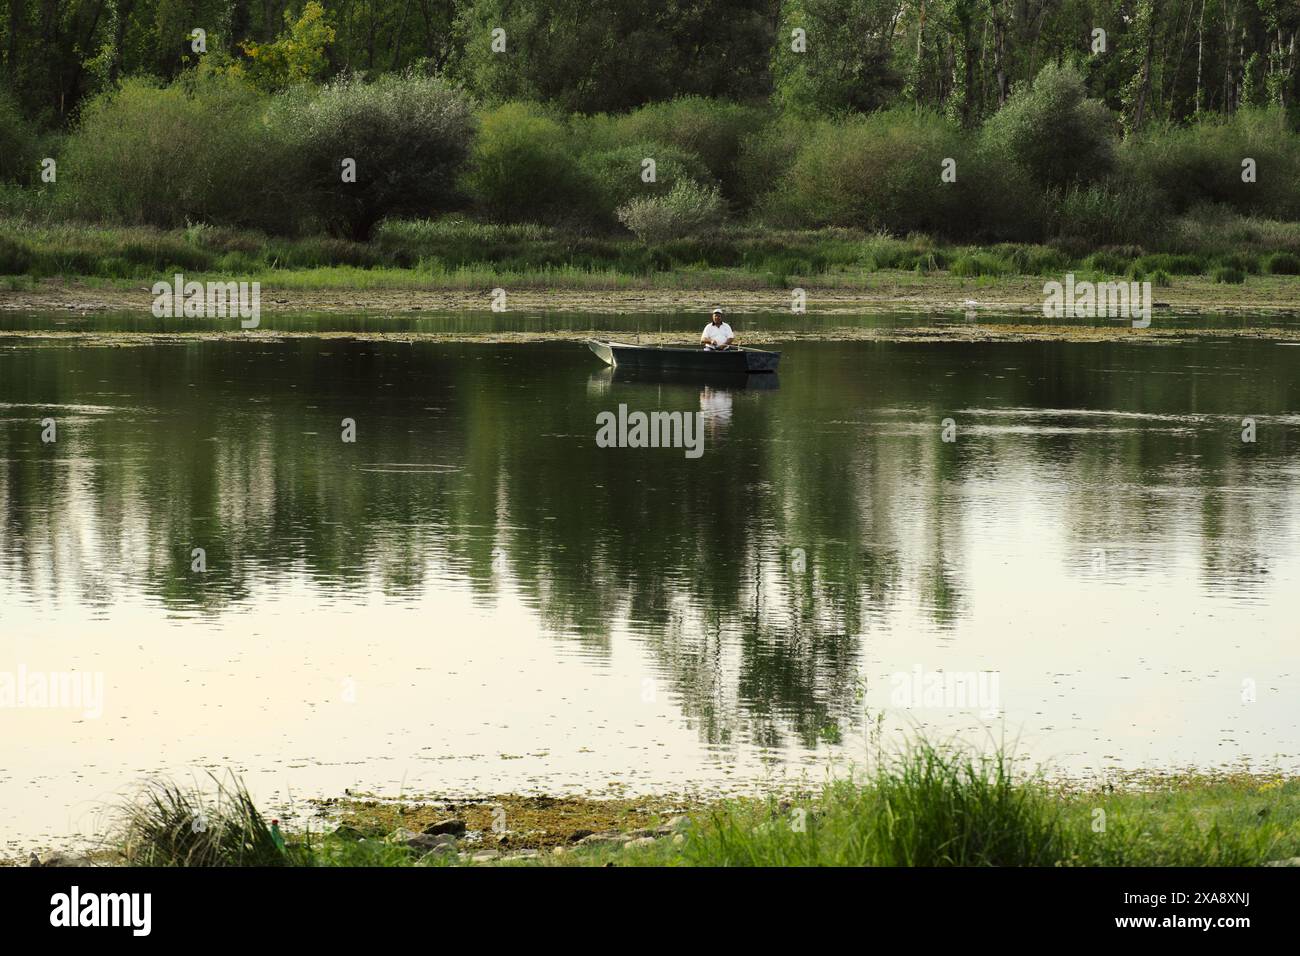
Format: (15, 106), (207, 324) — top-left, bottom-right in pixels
(5, 213), (1300, 319)
(4, 212), (1300, 289)
(68, 747), (1300, 868)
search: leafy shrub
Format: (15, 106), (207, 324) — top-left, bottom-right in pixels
(0, 90), (39, 184)
(965, 148), (1047, 242)
(462, 101), (593, 223)
(1216, 251), (1260, 274)
(735, 114), (819, 213)
(581, 142), (713, 221)
(1083, 249), (1135, 275)
(1263, 252), (1300, 275)
(1122, 109), (1300, 219)
(1212, 266), (1246, 284)
(60, 75), (281, 230)
(616, 180), (724, 243)
(1151, 269), (1171, 287)
(274, 72), (475, 239)
(763, 109), (969, 236)
(0, 235), (33, 273)
(581, 97), (766, 200)
(981, 62), (1116, 191)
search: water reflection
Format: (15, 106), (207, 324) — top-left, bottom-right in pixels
(1, 336), (1298, 842)
(699, 387), (733, 428)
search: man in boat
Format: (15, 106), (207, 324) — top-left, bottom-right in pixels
(701, 307), (736, 351)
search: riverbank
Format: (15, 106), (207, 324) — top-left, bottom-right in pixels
(4, 271), (1300, 319)
(312, 770), (1300, 867)
(7, 325), (1300, 349)
(14, 756), (1300, 868)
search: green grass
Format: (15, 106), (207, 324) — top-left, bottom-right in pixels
(6, 212), (1300, 291)
(105, 745), (1300, 868)
(683, 760), (1300, 867)
(114, 773), (305, 867)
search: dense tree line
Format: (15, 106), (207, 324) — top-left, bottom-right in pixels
(1, 1), (1297, 247)
(1, 0), (1297, 127)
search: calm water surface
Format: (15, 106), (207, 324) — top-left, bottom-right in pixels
(2, 320), (1298, 848)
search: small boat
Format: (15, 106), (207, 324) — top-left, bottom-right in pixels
(586, 339), (780, 373)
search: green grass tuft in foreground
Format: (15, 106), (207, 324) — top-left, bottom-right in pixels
(683, 750), (1300, 867)
(114, 773), (305, 867)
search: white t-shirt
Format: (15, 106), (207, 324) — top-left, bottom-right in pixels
(702, 321), (734, 346)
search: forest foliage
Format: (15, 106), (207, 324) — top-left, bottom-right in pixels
(1, 1), (1298, 244)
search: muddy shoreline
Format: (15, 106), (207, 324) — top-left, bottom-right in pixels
(3, 276), (1300, 319)
(5, 325), (1300, 347)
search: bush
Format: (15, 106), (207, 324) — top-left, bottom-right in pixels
(965, 148), (1047, 242)
(1122, 109), (1300, 219)
(1212, 266), (1246, 284)
(616, 180), (724, 243)
(1264, 251), (1300, 275)
(274, 72), (475, 239)
(463, 102), (593, 223)
(0, 90), (39, 184)
(981, 62), (1117, 191)
(581, 142), (713, 221)
(763, 109), (970, 236)
(60, 75), (280, 230)
(735, 114), (819, 213)
(0, 234), (34, 273)
(581, 97), (766, 200)
(1216, 251), (1260, 274)
(1083, 248), (1137, 275)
